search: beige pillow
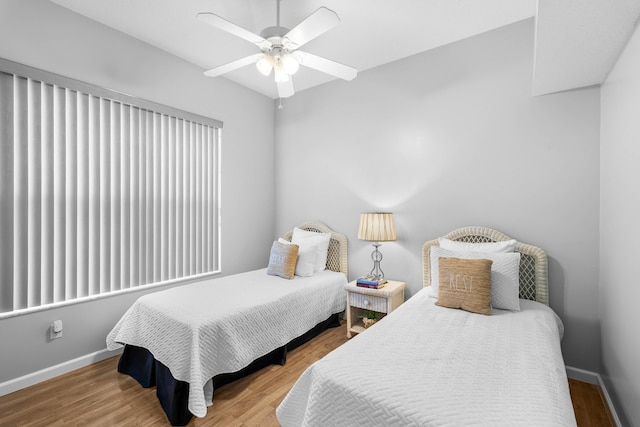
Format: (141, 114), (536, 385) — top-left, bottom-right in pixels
(436, 257), (493, 315)
(267, 241), (299, 279)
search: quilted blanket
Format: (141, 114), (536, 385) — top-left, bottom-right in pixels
(277, 288), (576, 426)
(106, 268), (346, 418)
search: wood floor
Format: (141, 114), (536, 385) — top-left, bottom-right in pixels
(0, 321), (615, 426)
(569, 379), (616, 427)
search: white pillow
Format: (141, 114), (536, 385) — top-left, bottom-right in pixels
(438, 237), (517, 253)
(430, 246), (522, 311)
(278, 238), (315, 277)
(291, 227), (331, 273)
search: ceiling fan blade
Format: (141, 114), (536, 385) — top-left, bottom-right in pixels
(296, 51), (357, 81)
(284, 7), (340, 49)
(197, 12), (269, 48)
(277, 79), (295, 98)
(204, 53), (263, 77)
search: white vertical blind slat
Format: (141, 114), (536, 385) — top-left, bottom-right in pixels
(52, 85), (66, 303)
(199, 124), (205, 274)
(209, 127), (215, 272)
(160, 114), (168, 281)
(110, 100), (121, 292)
(129, 106), (139, 288)
(145, 110), (154, 285)
(120, 104), (130, 290)
(175, 119), (184, 278)
(88, 95), (100, 297)
(76, 92), (89, 298)
(0, 73), (14, 313)
(0, 70), (220, 317)
(64, 88), (78, 301)
(27, 79), (42, 307)
(183, 121), (191, 276)
(189, 122), (196, 276)
(138, 108), (147, 287)
(168, 117), (176, 280)
(13, 77), (28, 309)
(204, 126), (210, 273)
(40, 83), (55, 306)
(41, 85), (53, 304)
(194, 123), (199, 274)
(99, 98), (110, 294)
(153, 112), (159, 280)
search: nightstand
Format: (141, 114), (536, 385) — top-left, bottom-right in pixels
(345, 280), (406, 338)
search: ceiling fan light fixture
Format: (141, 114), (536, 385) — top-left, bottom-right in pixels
(274, 60), (290, 83)
(256, 54), (274, 76)
(281, 53), (299, 75)
(198, 1), (357, 99)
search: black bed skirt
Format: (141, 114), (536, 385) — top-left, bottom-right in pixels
(117, 313), (341, 426)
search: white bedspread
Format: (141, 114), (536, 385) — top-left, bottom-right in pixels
(277, 288), (576, 427)
(106, 268), (346, 418)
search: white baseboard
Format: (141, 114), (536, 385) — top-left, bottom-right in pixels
(566, 365), (599, 384)
(0, 348), (122, 398)
(597, 375), (624, 427)
(566, 365), (623, 427)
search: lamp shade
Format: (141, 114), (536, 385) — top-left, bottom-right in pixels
(358, 212), (397, 242)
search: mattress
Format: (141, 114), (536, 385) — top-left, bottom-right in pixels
(106, 268), (347, 418)
(277, 288), (577, 426)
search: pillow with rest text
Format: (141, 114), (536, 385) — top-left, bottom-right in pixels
(436, 257), (493, 315)
(430, 246), (522, 311)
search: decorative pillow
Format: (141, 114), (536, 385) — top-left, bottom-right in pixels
(267, 241), (299, 279)
(438, 237), (517, 253)
(436, 257), (493, 315)
(430, 246), (522, 311)
(278, 238), (315, 277)
(291, 227), (331, 272)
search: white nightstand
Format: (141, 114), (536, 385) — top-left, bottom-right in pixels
(345, 280), (406, 338)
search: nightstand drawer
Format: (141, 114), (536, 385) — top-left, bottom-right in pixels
(349, 292), (388, 312)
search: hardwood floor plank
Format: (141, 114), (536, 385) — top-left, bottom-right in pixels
(569, 379), (616, 427)
(0, 321), (614, 426)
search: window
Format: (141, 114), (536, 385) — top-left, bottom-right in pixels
(0, 58), (222, 318)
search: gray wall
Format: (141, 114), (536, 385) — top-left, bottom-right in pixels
(0, 0), (275, 384)
(600, 21), (640, 427)
(275, 19), (602, 371)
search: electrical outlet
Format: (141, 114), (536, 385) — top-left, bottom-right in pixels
(50, 320), (63, 340)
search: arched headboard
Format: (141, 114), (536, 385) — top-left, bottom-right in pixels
(422, 226), (549, 305)
(283, 221), (348, 277)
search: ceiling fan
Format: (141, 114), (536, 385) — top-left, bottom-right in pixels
(196, 0), (357, 98)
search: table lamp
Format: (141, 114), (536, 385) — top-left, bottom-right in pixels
(358, 212), (396, 281)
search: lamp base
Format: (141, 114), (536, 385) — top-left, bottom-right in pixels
(369, 242), (385, 280)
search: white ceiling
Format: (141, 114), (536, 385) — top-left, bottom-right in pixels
(533, 0), (640, 96)
(50, 0), (640, 99)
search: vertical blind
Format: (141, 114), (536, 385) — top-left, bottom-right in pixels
(0, 60), (222, 317)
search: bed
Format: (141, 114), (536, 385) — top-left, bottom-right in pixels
(276, 226), (577, 426)
(106, 222), (348, 425)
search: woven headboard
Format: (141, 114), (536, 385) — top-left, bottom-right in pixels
(422, 226), (549, 306)
(283, 221), (348, 277)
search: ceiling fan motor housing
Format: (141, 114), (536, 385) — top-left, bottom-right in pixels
(260, 26), (290, 39)
(259, 26), (295, 51)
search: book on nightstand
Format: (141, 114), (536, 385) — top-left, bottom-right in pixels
(356, 277), (387, 289)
